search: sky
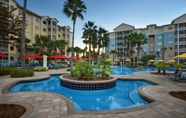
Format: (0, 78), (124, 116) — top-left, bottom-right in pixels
(16, 0), (186, 48)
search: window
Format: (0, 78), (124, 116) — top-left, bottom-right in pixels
(112, 44), (114, 47)
(158, 29), (162, 33)
(58, 34), (60, 38)
(168, 26), (173, 30)
(158, 36), (162, 39)
(169, 47), (173, 50)
(18, 10), (23, 15)
(28, 32), (30, 34)
(43, 28), (46, 32)
(168, 41), (172, 43)
(10, 57), (14, 61)
(58, 29), (61, 32)
(10, 46), (14, 51)
(43, 21), (46, 25)
(150, 44), (153, 46)
(10, 5), (14, 10)
(35, 34), (39, 37)
(168, 34), (172, 37)
(169, 54), (173, 57)
(158, 42), (162, 45)
(35, 17), (40, 23)
(35, 26), (39, 30)
(158, 48), (161, 51)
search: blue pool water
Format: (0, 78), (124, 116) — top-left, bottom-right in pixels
(94, 67), (175, 75)
(9, 75), (152, 110)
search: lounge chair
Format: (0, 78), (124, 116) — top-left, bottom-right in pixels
(164, 69), (186, 79)
(171, 74), (186, 82)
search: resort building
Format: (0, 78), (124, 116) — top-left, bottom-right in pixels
(105, 13), (186, 64)
(0, 0), (72, 63)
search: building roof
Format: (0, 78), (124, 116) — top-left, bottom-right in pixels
(171, 13), (186, 24)
(113, 23), (135, 30)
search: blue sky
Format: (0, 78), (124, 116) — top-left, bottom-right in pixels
(16, 0), (186, 48)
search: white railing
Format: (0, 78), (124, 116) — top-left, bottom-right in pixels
(175, 41), (186, 45)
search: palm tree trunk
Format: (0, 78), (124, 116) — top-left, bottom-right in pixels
(88, 39), (91, 64)
(21, 0), (27, 69)
(97, 46), (100, 63)
(71, 19), (76, 69)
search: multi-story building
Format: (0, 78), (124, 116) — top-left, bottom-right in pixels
(105, 13), (186, 64)
(0, 0), (72, 63)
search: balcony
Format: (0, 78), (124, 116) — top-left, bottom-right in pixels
(174, 48), (186, 52)
(48, 31), (51, 35)
(52, 32), (56, 36)
(0, 47), (8, 52)
(174, 41), (186, 45)
(174, 27), (186, 31)
(174, 34), (186, 38)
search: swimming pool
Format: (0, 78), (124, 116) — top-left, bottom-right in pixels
(95, 67), (175, 75)
(9, 75), (152, 110)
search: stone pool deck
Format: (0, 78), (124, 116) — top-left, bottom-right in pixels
(0, 68), (186, 118)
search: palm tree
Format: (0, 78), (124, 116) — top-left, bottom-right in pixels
(173, 64), (184, 74)
(161, 47), (167, 59)
(117, 52), (125, 64)
(67, 47), (72, 54)
(123, 34), (132, 59)
(101, 30), (109, 60)
(156, 51), (160, 60)
(63, 0), (87, 69)
(74, 46), (81, 57)
(134, 32), (148, 65)
(82, 21), (97, 64)
(110, 50), (117, 65)
(33, 35), (51, 55)
(81, 48), (86, 57)
(55, 40), (68, 55)
(21, 0), (27, 69)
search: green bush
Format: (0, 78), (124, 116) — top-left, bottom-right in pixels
(61, 62), (67, 65)
(10, 69), (34, 77)
(33, 66), (47, 71)
(70, 61), (95, 80)
(0, 67), (18, 75)
(67, 68), (71, 71)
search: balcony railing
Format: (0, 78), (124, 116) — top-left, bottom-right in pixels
(48, 31), (51, 35)
(174, 27), (186, 31)
(0, 47), (8, 52)
(174, 41), (186, 45)
(174, 34), (186, 38)
(174, 48), (186, 52)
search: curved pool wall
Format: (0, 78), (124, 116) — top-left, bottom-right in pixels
(9, 75), (153, 111)
(60, 75), (116, 90)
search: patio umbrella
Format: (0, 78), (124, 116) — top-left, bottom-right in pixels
(74, 57), (81, 61)
(31, 54), (42, 59)
(25, 55), (32, 59)
(125, 59), (131, 62)
(148, 60), (154, 63)
(49, 55), (63, 59)
(0, 52), (7, 56)
(106, 59), (111, 62)
(82, 57), (88, 60)
(115, 59), (120, 62)
(157, 60), (164, 63)
(168, 59), (176, 63)
(175, 53), (186, 59)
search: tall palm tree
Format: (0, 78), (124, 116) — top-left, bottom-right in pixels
(123, 34), (132, 59)
(82, 21), (97, 64)
(16, 38), (30, 59)
(21, 0), (27, 69)
(63, 0), (87, 69)
(110, 50), (117, 65)
(134, 32), (148, 65)
(117, 51), (125, 64)
(54, 40), (68, 55)
(33, 35), (51, 55)
(74, 46), (81, 57)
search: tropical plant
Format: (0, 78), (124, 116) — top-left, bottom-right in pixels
(161, 47), (167, 59)
(133, 32), (148, 65)
(82, 21), (97, 64)
(54, 40), (68, 55)
(159, 64), (170, 74)
(74, 46), (81, 57)
(70, 61), (94, 80)
(110, 50), (117, 65)
(156, 51), (160, 60)
(96, 59), (112, 79)
(173, 64), (184, 74)
(63, 0), (87, 69)
(154, 63), (162, 73)
(16, 38), (31, 59)
(141, 55), (156, 65)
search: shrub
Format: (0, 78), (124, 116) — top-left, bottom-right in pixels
(61, 62), (67, 65)
(33, 66), (47, 71)
(126, 65), (139, 68)
(67, 68), (71, 71)
(10, 69), (34, 77)
(0, 67), (18, 75)
(70, 61), (95, 80)
(96, 59), (112, 79)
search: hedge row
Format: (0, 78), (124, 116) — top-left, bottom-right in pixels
(0, 67), (18, 75)
(10, 69), (34, 77)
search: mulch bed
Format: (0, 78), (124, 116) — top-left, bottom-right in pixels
(0, 104), (26, 118)
(63, 74), (112, 81)
(169, 91), (186, 101)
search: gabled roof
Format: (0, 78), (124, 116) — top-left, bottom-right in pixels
(113, 23), (135, 30)
(171, 13), (186, 24)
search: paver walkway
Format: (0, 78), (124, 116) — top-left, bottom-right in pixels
(0, 68), (186, 118)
